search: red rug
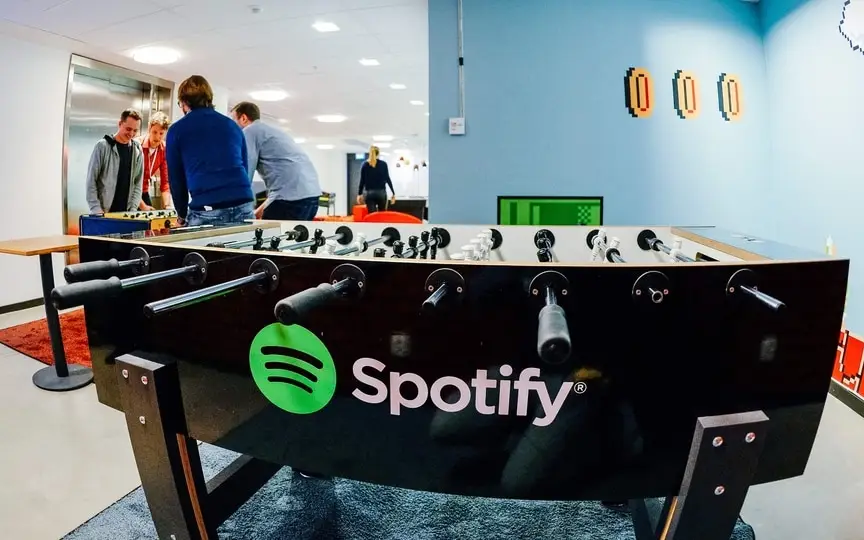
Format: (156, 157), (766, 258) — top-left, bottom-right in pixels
(0, 309), (91, 368)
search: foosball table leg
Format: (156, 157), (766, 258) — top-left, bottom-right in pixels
(630, 411), (769, 540)
(116, 355), (216, 540)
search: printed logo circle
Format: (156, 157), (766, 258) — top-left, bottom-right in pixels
(249, 323), (337, 414)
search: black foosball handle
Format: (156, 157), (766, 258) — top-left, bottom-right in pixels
(275, 283), (343, 325)
(537, 300), (571, 365)
(51, 277), (123, 309)
(64, 260), (122, 283)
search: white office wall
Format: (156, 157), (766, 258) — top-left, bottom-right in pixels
(0, 33), (71, 306)
(305, 148), (348, 216)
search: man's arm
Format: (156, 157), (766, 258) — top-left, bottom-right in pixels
(159, 148), (173, 208)
(384, 162), (395, 196)
(131, 145), (146, 210)
(166, 128), (188, 219)
(85, 143), (104, 214)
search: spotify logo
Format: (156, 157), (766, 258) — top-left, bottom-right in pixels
(249, 323), (337, 414)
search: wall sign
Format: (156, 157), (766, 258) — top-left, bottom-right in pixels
(840, 0), (864, 53)
(673, 70), (700, 120)
(624, 67), (654, 118)
(717, 73), (743, 122)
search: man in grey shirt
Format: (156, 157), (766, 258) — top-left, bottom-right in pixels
(231, 102), (321, 220)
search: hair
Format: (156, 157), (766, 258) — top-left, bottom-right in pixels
(148, 111), (171, 130)
(368, 145), (380, 167)
(231, 101), (261, 122)
(120, 109), (142, 123)
(178, 75), (214, 110)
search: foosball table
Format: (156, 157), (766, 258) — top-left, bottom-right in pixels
(52, 221), (848, 540)
(78, 209), (181, 236)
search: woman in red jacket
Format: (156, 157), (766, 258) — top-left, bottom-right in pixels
(141, 112), (172, 209)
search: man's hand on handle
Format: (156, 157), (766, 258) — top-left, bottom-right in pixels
(356, 194), (364, 206)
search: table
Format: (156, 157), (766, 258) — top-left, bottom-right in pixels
(0, 235), (94, 391)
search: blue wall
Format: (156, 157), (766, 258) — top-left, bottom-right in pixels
(429, 0), (771, 228)
(760, 0), (863, 328)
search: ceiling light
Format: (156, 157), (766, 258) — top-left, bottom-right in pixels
(359, 58), (380, 66)
(373, 135), (394, 142)
(278, 118), (288, 124)
(425, 112), (430, 116)
(293, 137), (306, 143)
(131, 46), (180, 65)
(395, 149), (411, 154)
(375, 142), (392, 148)
(389, 83), (407, 90)
(249, 89), (288, 101)
(380, 152), (390, 156)
(313, 21), (340, 33)
(410, 100), (424, 106)
(317, 144), (335, 150)
(316, 114), (346, 123)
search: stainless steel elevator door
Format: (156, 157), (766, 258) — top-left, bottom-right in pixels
(65, 73), (148, 235)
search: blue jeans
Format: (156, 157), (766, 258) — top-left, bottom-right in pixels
(186, 201), (255, 227)
(262, 197), (320, 221)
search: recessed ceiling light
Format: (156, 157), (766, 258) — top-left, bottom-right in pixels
(376, 142), (392, 148)
(131, 46), (180, 65)
(294, 137), (306, 143)
(425, 112), (430, 116)
(249, 89), (288, 101)
(389, 83), (407, 90)
(359, 58), (380, 66)
(380, 152), (390, 156)
(373, 135), (394, 142)
(313, 21), (340, 33)
(316, 114), (346, 123)
(410, 100), (424, 106)
(316, 144), (335, 150)
(278, 118), (288, 124)
(395, 149), (411, 154)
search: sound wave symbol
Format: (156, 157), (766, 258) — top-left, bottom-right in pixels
(260, 346), (324, 393)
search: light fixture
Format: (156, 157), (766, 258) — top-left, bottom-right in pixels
(131, 46), (180, 65)
(425, 112), (430, 116)
(359, 58), (380, 66)
(389, 83), (407, 90)
(380, 152), (390, 156)
(376, 142), (392, 148)
(313, 21), (340, 33)
(316, 144), (335, 150)
(373, 135), (394, 142)
(293, 137), (306, 143)
(278, 118), (288, 124)
(316, 114), (346, 123)
(249, 89), (288, 101)
(410, 100), (424, 106)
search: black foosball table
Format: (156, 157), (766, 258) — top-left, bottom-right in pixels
(52, 221), (848, 540)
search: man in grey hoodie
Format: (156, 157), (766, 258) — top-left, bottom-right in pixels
(86, 109), (147, 214)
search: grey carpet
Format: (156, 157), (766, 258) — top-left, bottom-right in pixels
(64, 443), (756, 539)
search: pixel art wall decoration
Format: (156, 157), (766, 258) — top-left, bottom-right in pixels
(834, 330), (864, 394)
(624, 67), (654, 118)
(840, 0), (864, 53)
(672, 70), (699, 120)
(717, 73), (744, 122)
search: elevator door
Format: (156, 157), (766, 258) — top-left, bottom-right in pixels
(65, 73), (149, 235)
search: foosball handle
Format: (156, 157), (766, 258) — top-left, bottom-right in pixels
(275, 284), (341, 325)
(51, 277), (123, 310)
(63, 259), (120, 283)
(537, 303), (571, 365)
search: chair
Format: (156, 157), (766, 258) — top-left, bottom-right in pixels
(361, 211), (422, 224)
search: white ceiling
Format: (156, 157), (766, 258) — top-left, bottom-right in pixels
(0, 0), (429, 153)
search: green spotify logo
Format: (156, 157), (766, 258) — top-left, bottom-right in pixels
(249, 323), (337, 414)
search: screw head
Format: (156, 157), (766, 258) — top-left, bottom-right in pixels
(745, 432), (756, 443)
(139, 416), (146, 425)
(456, 286), (463, 293)
(562, 289), (568, 296)
(532, 288), (539, 296)
(729, 286), (735, 293)
(714, 486), (725, 496)
(358, 281), (364, 288)
(271, 274), (277, 281)
(428, 285), (434, 292)
(635, 289), (642, 296)
(121, 369), (129, 379)
(141, 375), (148, 385)
(712, 436), (724, 447)
(663, 289), (669, 295)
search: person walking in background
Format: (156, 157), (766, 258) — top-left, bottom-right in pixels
(167, 75), (254, 226)
(357, 145), (395, 213)
(230, 101), (321, 220)
(140, 112), (172, 209)
(86, 109), (146, 214)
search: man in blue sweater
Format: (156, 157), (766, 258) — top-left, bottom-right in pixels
(167, 75), (254, 226)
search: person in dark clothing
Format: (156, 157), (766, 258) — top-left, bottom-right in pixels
(167, 75), (254, 227)
(357, 146), (395, 213)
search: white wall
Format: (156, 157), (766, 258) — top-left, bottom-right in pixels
(305, 148), (348, 216)
(0, 33), (71, 306)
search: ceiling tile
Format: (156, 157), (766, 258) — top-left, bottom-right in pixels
(3, 0), (164, 36)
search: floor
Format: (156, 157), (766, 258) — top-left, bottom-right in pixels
(0, 306), (862, 539)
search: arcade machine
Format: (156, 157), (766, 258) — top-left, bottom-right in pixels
(51, 221), (847, 540)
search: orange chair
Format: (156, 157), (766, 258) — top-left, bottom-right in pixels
(362, 211), (422, 224)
